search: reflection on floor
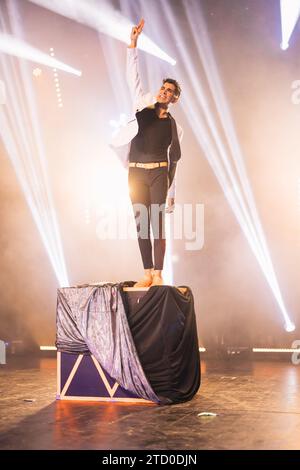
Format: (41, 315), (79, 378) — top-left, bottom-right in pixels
(0, 356), (299, 450)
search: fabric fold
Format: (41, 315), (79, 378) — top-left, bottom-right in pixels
(56, 284), (159, 403)
(56, 283), (201, 405)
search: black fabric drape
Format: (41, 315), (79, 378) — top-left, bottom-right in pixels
(120, 284), (201, 405)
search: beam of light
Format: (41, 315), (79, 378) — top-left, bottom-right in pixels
(0, 79), (5, 104)
(0, 1), (69, 287)
(159, 0), (294, 331)
(29, 0), (176, 65)
(41, 345), (209, 352)
(253, 348), (299, 353)
(0, 33), (82, 76)
(189, 0), (295, 332)
(0, 95), (69, 287)
(199, 347), (298, 353)
(186, 0), (295, 332)
(280, 0), (300, 50)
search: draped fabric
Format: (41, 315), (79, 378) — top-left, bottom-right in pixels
(121, 284), (201, 405)
(56, 284), (159, 403)
(56, 283), (200, 405)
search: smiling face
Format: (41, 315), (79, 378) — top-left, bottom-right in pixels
(156, 82), (179, 105)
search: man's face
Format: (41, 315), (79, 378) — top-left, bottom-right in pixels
(156, 82), (178, 105)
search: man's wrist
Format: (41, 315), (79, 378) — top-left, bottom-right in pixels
(128, 42), (137, 48)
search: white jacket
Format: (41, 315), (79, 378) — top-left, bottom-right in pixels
(110, 48), (183, 199)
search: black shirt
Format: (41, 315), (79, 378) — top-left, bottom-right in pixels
(129, 106), (172, 163)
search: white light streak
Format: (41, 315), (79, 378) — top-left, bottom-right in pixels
(0, 0), (69, 287)
(160, 0), (295, 331)
(0, 33), (82, 76)
(29, 0), (176, 64)
(280, 0), (300, 50)
(253, 348), (299, 353)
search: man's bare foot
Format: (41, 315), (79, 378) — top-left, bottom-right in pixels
(134, 276), (153, 287)
(150, 274), (164, 286)
(134, 269), (153, 287)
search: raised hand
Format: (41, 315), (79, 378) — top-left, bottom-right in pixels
(129, 18), (145, 47)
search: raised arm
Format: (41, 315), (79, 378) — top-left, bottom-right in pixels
(126, 19), (146, 105)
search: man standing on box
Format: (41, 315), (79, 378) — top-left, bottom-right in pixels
(111, 19), (183, 287)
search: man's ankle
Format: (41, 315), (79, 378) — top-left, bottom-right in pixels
(153, 270), (162, 278)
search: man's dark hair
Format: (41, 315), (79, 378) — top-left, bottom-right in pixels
(163, 78), (181, 98)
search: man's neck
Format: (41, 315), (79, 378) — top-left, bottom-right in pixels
(155, 102), (169, 119)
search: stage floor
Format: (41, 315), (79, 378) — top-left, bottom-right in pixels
(0, 356), (299, 450)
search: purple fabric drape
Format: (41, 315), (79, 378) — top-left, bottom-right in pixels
(56, 284), (159, 403)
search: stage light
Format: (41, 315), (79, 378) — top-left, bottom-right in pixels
(32, 67), (42, 77)
(0, 108), (69, 286)
(158, 0), (295, 330)
(285, 322), (296, 332)
(29, 0), (176, 65)
(280, 41), (289, 50)
(0, 122), (69, 286)
(253, 348), (298, 353)
(280, 0), (300, 50)
(0, 0), (70, 287)
(0, 33), (82, 76)
(0, 62), (69, 287)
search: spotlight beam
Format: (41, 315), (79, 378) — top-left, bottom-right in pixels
(0, 33), (82, 76)
(29, 0), (176, 65)
(280, 0), (300, 50)
(185, 0), (294, 331)
(0, 0), (69, 287)
(160, 0), (294, 331)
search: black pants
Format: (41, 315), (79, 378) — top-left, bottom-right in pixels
(128, 166), (168, 270)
